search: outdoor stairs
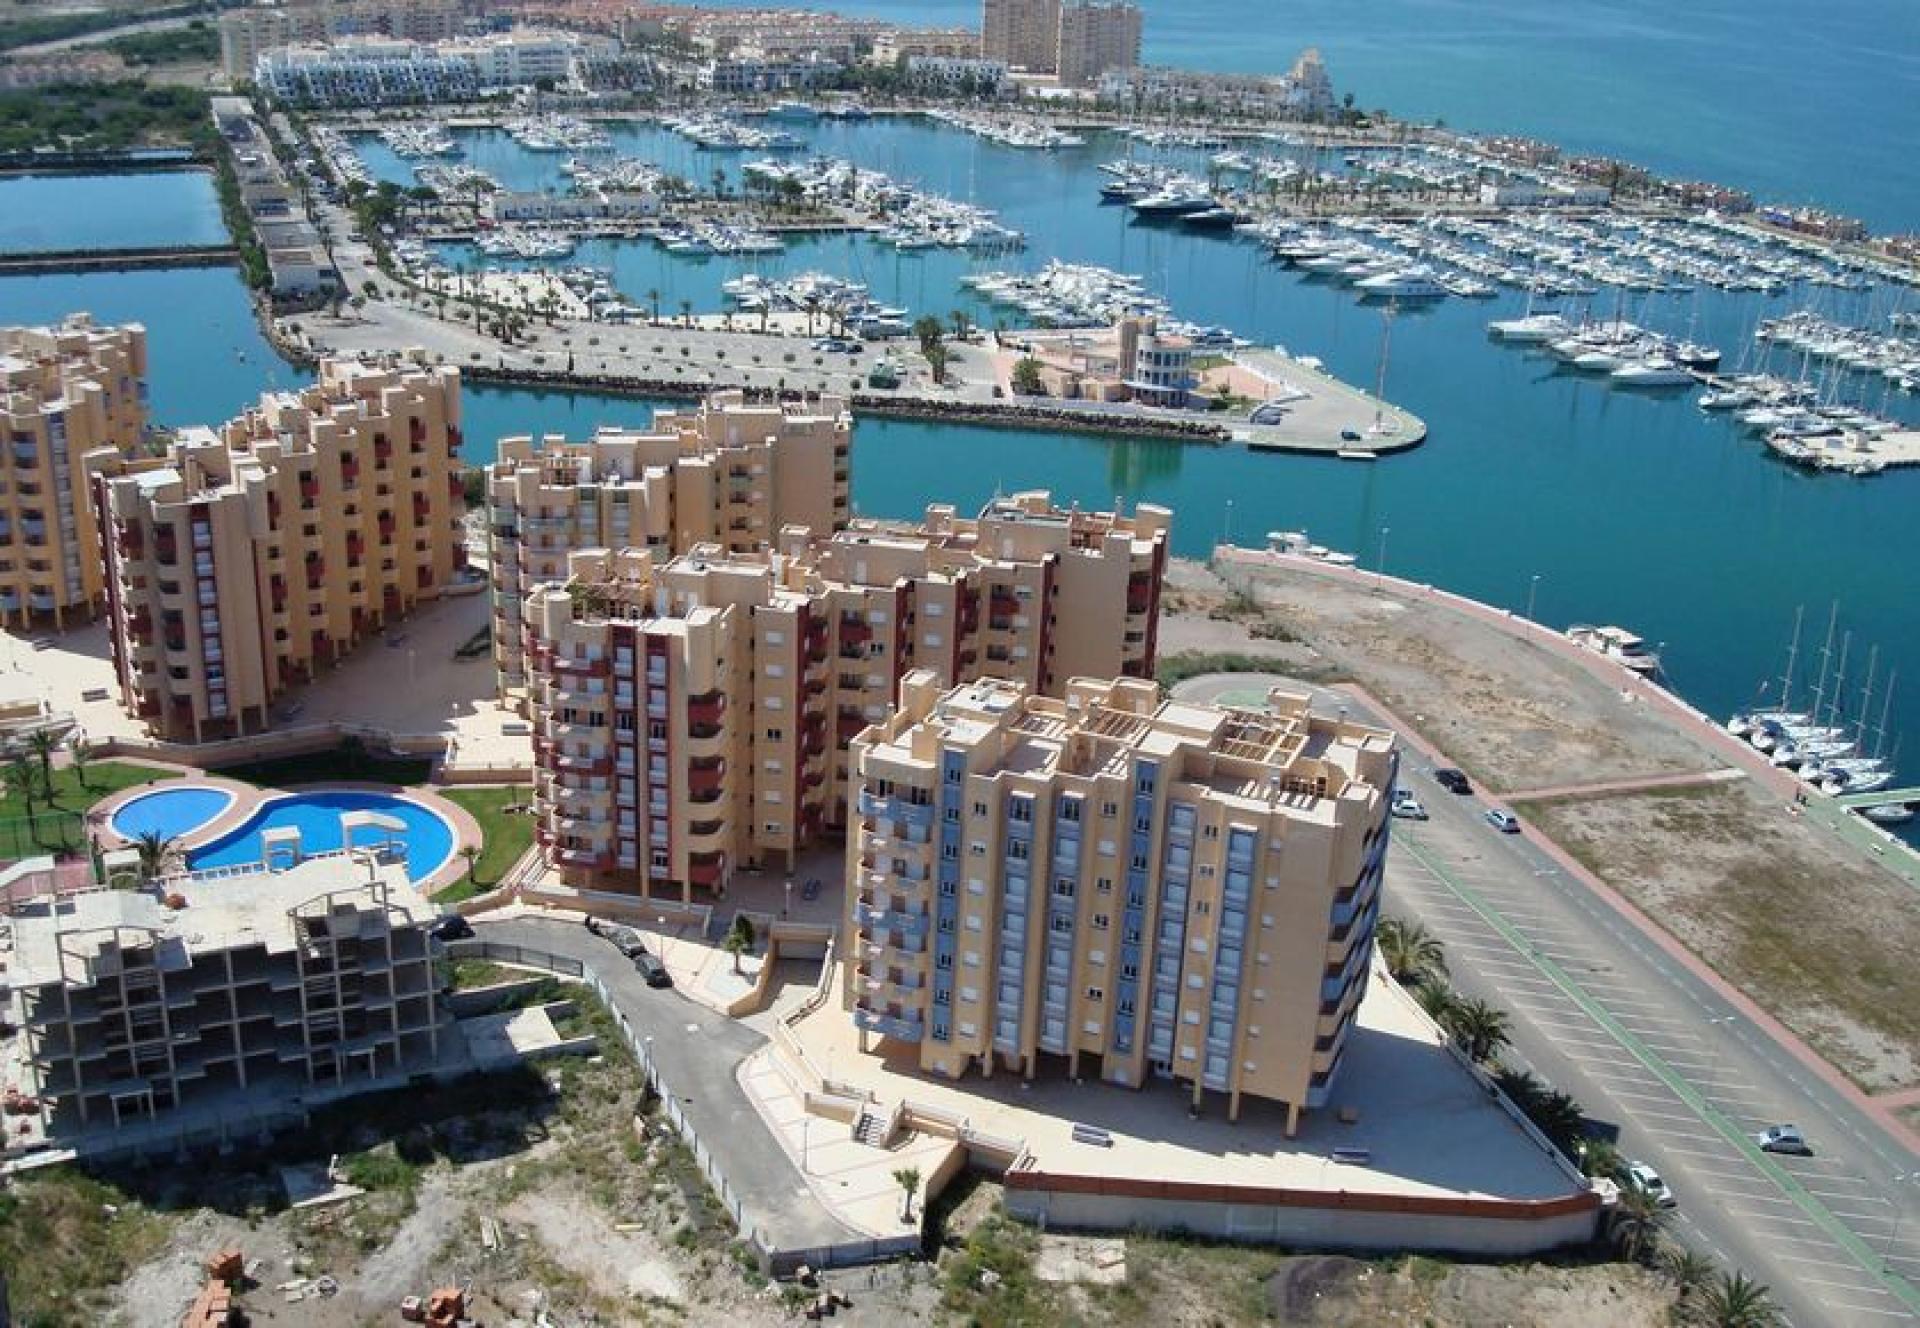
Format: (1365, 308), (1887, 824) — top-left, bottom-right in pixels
(852, 1110), (890, 1149)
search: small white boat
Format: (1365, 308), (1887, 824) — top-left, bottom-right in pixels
(1566, 624), (1661, 674)
(1612, 357), (1694, 387)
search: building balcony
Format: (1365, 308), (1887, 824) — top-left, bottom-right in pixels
(555, 846), (608, 870)
(687, 690), (725, 735)
(852, 1005), (924, 1044)
(686, 758), (725, 801)
(856, 790), (934, 828)
(688, 851), (725, 889)
(838, 618), (872, 647)
(854, 901), (930, 941)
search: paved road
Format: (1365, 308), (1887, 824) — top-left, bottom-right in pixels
(1177, 674), (1920, 1327)
(471, 915), (861, 1254)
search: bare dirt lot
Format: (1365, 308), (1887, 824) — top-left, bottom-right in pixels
(1171, 557), (1718, 792)
(1160, 555), (1920, 1093)
(1527, 783), (1920, 1090)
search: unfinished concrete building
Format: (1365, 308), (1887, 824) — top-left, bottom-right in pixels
(6, 853), (439, 1133)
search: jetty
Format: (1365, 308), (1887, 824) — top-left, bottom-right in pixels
(0, 244), (237, 275)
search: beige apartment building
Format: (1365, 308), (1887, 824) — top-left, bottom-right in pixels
(96, 358), (466, 742)
(844, 674), (1395, 1130)
(0, 316), (148, 628)
(518, 492), (1170, 897)
(1055, 0), (1141, 88)
(218, 0), (474, 79)
(7, 854), (439, 1133)
(487, 391), (851, 695)
(981, 0), (1060, 73)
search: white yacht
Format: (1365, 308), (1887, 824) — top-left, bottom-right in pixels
(1487, 312), (1572, 343)
(1355, 267), (1450, 299)
(1699, 386), (1757, 410)
(1566, 625), (1662, 674)
(1611, 358), (1694, 387)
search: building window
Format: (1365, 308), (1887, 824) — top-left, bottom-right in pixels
(1092, 913), (1109, 929)
(1085, 986), (1104, 1002)
(1060, 798), (1082, 823)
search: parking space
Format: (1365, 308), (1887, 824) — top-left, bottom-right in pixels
(1384, 811), (1920, 1326)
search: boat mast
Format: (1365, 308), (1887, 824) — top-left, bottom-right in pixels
(1827, 631), (1852, 731)
(1874, 669), (1898, 761)
(1776, 605), (1805, 712)
(1807, 602), (1840, 725)
(1855, 646), (1878, 749)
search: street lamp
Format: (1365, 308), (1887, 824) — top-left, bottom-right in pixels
(1525, 574), (1541, 623)
(1376, 525), (1391, 588)
(656, 914), (674, 963)
(1702, 1014), (1737, 1103)
(784, 877), (794, 920)
(1223, 498), (1234, 549)
(802, 1115), (813, 1175)
(1886, 1170), (1918, 1271)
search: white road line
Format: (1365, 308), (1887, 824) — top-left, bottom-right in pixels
(1813, 1297), (1910, 1319)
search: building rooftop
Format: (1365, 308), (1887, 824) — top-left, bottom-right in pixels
(5, 853), (427, 990)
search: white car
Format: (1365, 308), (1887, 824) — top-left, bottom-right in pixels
(1390, 792), (1429, 820)
(1623, 1161), (1675, 1207)
(1753, 1124), (1812, 1155)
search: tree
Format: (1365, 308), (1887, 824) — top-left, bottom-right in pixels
(1660, 1245), (1717, 1309)
(912, 314), (945, 361)
(924, 339), (950, 384)
(132, 830), (181, 884)
(459, 843), (481, 885)
(1010, 356), (1045, 396)
(26, 729), (59, 797)
(646, 287), (661, 325)
(892, 1165), (922, 1222)
(4, 757), (38, 839)
(1439, 995), (1510, 1063)
(68, 738), (93, 791)
(1690, 1272), (1782, 1328)
(679, 298), (693, 328)
(1413, 980), (1455, 1023)
(723, 914), (757, 975)
(1609, 1185), (1668, 1263)
(948, 309), (973, 341)
(1375, 917), (1446, 989)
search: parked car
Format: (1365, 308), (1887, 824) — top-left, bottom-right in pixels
(1390, 790), (1429, 820)
(598, 923), (647, 959)
(634, 952), (672, 988)
(429, 915), (473, 941)
(1432, 766), (1473, 794)
(1484, 808), (1521, 834)
(1622, 1161), (1676, 1207)
(1753, 1124), (1812, 1155)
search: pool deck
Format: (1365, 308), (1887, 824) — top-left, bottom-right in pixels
(88, 777), (481, 899)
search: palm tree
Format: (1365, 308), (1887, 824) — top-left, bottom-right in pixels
(69, 738), (93, 791)
(132, 830), (181, 884)
(1577, 1136), (1621, 1181)
(1439, 995), (1510, 1063)
(646, 288), (661, 325)
(4, 757), (38, 840)
(1660, 1245), (1717, 1309)
(723, 914), (756, 975)
(678, 298), (693, 328)
(892, 1166), (922, 1222)
(1413, 980), (1456, 1023)
(26, 729), (58, 798)
(1375, 917), (1447, 989)
(459, 843), (481, 886)
(1610, 1186), (1668, 1263)
(1691, 1271), (1781, 1327)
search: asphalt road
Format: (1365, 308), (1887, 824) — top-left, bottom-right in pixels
(1176, 674), (1920, 1327)
(471, 914), (861, 1254)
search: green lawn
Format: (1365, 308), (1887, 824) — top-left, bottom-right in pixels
(0, 760), (169, 860)
(436, 786), (534, 901)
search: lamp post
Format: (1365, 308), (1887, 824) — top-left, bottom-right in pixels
(1376, 525), (1390, 588)
(784, 877), (793, 920)
(1885, 1170), (1917, 1271)
(1526, 574), (1541, 623)
(1702, 1013), (1737, 1103)
(656, 914), (673, 963)
(802, 1114), (813, 1175)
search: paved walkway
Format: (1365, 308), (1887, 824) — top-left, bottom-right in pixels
(1499, 768), (1746, 803)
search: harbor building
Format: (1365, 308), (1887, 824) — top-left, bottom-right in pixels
(218, 0), (475, 80)
(1055, 1), (1141, 89)
(5, 853), (440, 1133)
(95, 358), (466, 743)
(487, 391), (852, 697)
(518, 493), (1170, 897)
(843, 674), (1395, 1131)
(868, 26), (984, 65)
(981, 0), (1061, 74)
(1021, 315), (1196, 408)
(0, 316), (148, 628)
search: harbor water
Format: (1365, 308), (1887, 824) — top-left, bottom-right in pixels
(0, 170), (227, 253)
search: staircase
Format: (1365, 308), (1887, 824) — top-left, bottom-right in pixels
(852, 1109), (890, 1149)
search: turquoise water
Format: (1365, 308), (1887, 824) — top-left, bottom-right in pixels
(0, 171), (227, 253)
(188, 789), (456, 877)
(111, 784), (236, 841)
(689, 0), (1919, 231)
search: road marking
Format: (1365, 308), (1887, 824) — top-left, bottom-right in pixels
(1398, 836), (1920, 1317)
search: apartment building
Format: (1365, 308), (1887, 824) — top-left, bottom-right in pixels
(6, 853), (439, 1133)
(844, 674), (1395, 1130)
(518, 493), (1170, 897)
(96, 359), (465, 742)
(218, 0), (475, 80)
(0, 316), (148, 628)
(981, 0), (1060, 73)
(868, 26), (983, 65)
(487, 391), (851, 696)
(1055, 1), (1141, 88)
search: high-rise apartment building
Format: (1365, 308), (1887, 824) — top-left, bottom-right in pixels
(981, 0), (1060, 73)
(218, 0), (473, 80)
(1055, 0), (1141, 88)
(96, 358), (466, 742)
(487, 391), (851, 696)
(844, 674), (1395, 1130)
(7, 854), (439, 1131)
(518, 493), (1170, 897)
(0, 316), (148, 628)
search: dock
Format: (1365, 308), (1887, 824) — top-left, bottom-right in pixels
(1833, 786), (1920, 811)
(0, 244), (237, 275)
(1230, 347), (1427, 457)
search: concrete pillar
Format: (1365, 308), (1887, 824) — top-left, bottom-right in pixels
(1228, 1087), (1242, 1123)
(1285, 1101), (1301, 1138)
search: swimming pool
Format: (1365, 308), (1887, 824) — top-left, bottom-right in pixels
(187, 789), (456, 880)
(111, 785), (236, 841)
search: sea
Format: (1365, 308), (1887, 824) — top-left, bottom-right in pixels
(0, 2), (1917, 816)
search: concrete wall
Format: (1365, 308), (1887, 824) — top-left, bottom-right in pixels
(1003, 1172), (1599, 1257)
